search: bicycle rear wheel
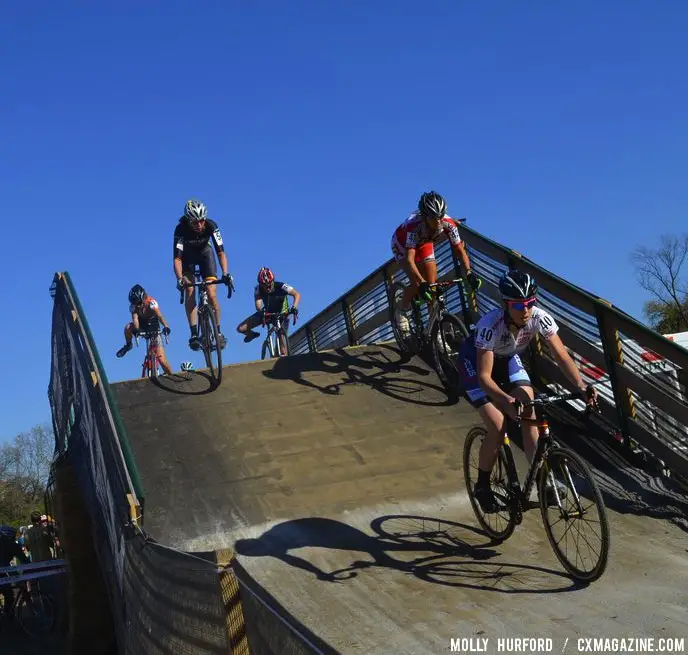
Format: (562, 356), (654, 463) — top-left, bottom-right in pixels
(538, 446), (610, 582)
(431, 313), (469, 391)
(200, 305), (223, 386)
(463, 426), (517, 542)
(16, 591), (55, 637)
(389, 282), (422, 354)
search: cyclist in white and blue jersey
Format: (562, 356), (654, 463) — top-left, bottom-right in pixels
(458, 269), (597, 512)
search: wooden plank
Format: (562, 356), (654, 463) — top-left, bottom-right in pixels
(352, 310), (390, 343)
(460, 228), (599, 316)
(460, 231), (513, 267)
(605, 311), (688, 368)
(614, 363), (688, 428)
(556, 323), (607, 371)
(532, 354), (619, 426)
(348, 270), (387, 307)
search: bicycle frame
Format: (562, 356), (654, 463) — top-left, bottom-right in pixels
(135, 330), (169, 377)
(410, 279), (462, 341)
(262, 311), (295, 358)
(505, 390), (595, 507)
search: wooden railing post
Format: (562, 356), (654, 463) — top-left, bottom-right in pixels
(342, 298), (357, 346)
(306, 325), (317, 353)
(595, 299), (636, 449)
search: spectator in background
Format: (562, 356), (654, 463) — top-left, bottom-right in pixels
(24, 512), (55, 562)
(0, 524), (29, 620)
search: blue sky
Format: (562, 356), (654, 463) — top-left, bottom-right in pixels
(2, 1), (687, 442)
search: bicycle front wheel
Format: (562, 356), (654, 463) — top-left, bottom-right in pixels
(261, 331), (276, 360)
(431, 313), (469, 392)
(463, 426), (517, 542)
(16, 592), (56, 637)
(200, 306), (223, 386)
(539, 446), (610, 582)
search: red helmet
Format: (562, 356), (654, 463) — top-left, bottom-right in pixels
(257, 267), (275, 287)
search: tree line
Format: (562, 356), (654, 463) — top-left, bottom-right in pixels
(0, 424), (54, 527)
(632, 233), (688, 334)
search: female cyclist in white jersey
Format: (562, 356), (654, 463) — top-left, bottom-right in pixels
(458, 269), (597, 512)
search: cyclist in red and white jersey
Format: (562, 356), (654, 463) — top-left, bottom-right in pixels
(391, 191), (482, 334)
(116, 284), (173, 375)
(458, 269), (597, 512)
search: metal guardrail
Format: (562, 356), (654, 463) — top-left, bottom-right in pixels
(289, 224), (688, 481)
(0, 560), (67, 587)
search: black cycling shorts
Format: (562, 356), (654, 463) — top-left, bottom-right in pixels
(181, 245), (218, 281)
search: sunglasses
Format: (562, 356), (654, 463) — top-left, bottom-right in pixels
(507, 297), (536, 310)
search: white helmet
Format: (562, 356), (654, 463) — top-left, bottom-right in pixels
(183, 199), (208, 223)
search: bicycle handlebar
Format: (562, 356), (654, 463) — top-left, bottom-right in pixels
(178, 277), (233, 304)
(429, 278), (464, 291)
(262, 310), (297, 327)
(514, 383), (601, 415)
(134, 330), (169, 347)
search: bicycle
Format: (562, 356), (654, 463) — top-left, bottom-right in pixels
(179, 270), (234, 387)
(389, 278), (471, 391)
(0, 573), (55, 637)
(463, 389), (610, 582)
(134, 329), (169, 378)
(260, 310), (296, 360)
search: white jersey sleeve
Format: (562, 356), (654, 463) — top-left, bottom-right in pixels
(474, 310), (502, 351)
(534, 307), (558, 340)
(442, 218), (462, 247)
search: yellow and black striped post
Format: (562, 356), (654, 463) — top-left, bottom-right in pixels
(216, 549), (250, 654)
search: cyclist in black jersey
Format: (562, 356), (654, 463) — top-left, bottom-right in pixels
(173, 199), (234, 351)
(237, 267), (300, 356)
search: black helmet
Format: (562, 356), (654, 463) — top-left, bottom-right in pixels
(498, 270), (538, 301)
(128, 284), (146, 305)
(418, 191), (447, 219)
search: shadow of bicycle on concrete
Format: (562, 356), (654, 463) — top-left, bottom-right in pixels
(263, 344), (461, 407)
(149, 369), (217, 396)
(234, 515), (581, 594)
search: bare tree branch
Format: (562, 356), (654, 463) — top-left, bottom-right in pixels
(631, 234), (688, 329)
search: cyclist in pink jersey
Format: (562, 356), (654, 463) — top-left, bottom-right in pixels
(391, 190), (482, 334)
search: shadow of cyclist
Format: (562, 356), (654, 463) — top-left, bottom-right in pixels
(262, 344), (460, 407)
(234, 515), (578, 592)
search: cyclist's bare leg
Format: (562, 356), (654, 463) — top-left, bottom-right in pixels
(207, 282), (221, 326)
(401, 258), (437, 308)
(124, 322), (135, 342)
(237, 313), (261, 343)
(183, 277), (197, 327)
(510, 384), (538, 463)
(116, 323), (136, 357)
(279, 330), (288, 356)
(477, 401), (507, 471)
(155, 344), (174, 376)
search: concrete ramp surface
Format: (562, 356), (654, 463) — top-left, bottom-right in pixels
(112, 345), (688, 654)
